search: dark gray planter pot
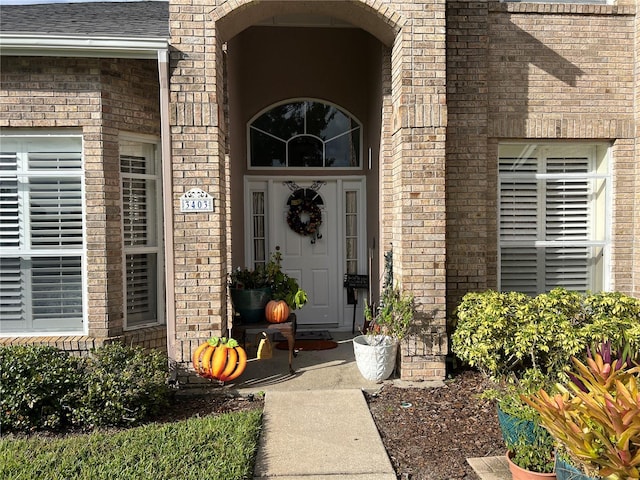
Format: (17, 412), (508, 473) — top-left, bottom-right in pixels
(229, 287), (271, 324)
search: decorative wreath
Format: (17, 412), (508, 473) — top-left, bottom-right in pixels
(286, 192), (323, 238)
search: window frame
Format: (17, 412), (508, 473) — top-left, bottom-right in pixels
(497, 142), (611, 295)
(247, 98), (363, 171)
(0, 130), (87, 336)
(119, 133), (164, 330)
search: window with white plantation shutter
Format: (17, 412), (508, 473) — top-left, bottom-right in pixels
(0, 135), (84, 334)
(251, 191), (266, 270)
(498, 144), (609, 294)
(30, 178), (83, 247)
(345, 191), (358, 275)
(120, 138), (162, 329)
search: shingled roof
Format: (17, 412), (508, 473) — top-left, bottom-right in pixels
(0, 1), (169, 38)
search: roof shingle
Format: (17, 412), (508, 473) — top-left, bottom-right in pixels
(0, 1), (169, 38)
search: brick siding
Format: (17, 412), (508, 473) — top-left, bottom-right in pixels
(2, 0), (638, 381)
(0, 57), (164, 355)
(446, 1), (638, 314)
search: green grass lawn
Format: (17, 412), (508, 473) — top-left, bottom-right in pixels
(0, 409), (262, 480)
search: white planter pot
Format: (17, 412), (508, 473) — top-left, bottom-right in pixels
(353, 334), (398, 383)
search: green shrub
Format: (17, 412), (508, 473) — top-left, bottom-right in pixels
(71, 343), (171, 428)
(0, 345), (83, 432)
(451, 288), (640, 382)
(450, 290), (533, 378)
(579, 291), (640, 350)
(511, 289), (585, 376)
(1, 343), (172, 433)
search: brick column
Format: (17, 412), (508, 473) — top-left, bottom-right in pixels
(634, 5), (640, 298)
(169, 0), (230, 385)
(385, 0), (448, 380)
(445, 2), (491, 315)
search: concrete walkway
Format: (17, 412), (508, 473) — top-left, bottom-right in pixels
(221, 331), (485, 479)
(467, 456), (510, 480)
(253, 389), (396, 479)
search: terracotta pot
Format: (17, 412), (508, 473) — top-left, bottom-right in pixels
(507, 450), (557, 480)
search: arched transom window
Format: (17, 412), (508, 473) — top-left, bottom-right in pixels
(249, 100), (362, 168)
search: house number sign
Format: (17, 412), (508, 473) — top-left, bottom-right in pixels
(180, 188), (215, 213)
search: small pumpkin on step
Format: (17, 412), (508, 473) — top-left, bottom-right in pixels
(265, 299), (290, 324)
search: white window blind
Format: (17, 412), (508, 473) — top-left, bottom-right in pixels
(125, 253), (157, 326)
(498, 144), (608, 294)
(30, 178), (83, 247)
(0, 257), (23, 329)
(345, 191), (358, 275)
(251, 191), (266, 269)
(0, 136), (84, 334)
(31, 256), (83, 330)
(120, 139), (162, 329)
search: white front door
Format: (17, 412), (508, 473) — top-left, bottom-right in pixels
(245, 177), (366, 329)
(271, 180), (338, 326)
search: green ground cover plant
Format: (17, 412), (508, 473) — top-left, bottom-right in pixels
(0, 409), (262, 480)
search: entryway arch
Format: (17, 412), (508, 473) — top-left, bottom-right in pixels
(168, 0), (449, 382)
(226, 15), (383, 328)
(211, 0), (402, 47)
(210, 0), (403, 311)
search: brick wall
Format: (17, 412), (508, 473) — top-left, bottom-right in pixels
(446, 2), (638, 314)
(0, 57), (165, 355)
(635, 9), (640, 299)
(388, 0), (449, 379)
(168, 0), (230, 387)
(0, 326), (167, 356)
(446, 2), (492, 320)
(167, 0), (449, 383)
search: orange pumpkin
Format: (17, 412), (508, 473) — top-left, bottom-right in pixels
(265, 299), (290, 324)
(193, 337), (247, 382)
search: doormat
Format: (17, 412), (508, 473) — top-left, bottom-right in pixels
(275, 339), (338, 351)
(272, 330), (332, 342)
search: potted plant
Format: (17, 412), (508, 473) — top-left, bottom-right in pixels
(228, 251), (308, 324)
(486, 369), (560, 448)
(353, 283), (415, 382)
(523, 342), (640, 480)
(506, 432), (557, 480)
(264, 251), (307, 323)
(477, 370), (558, 479)
(483, 381), (541, 447)
(228, 263), (272, 324)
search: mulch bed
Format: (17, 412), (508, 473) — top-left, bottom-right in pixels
(365, 369), (505, 479)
